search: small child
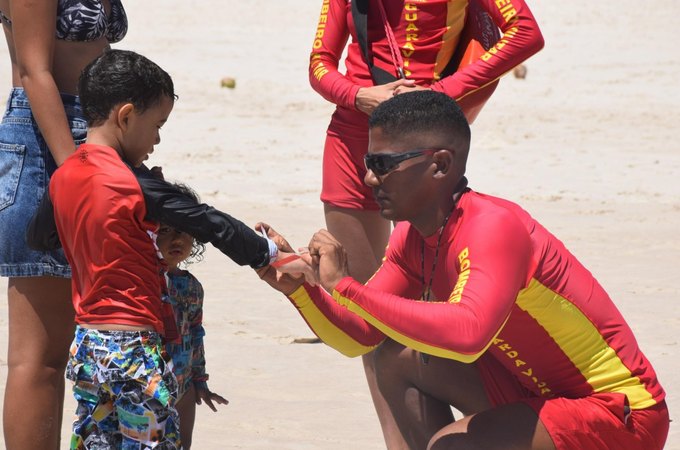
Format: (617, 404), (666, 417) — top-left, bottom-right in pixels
(27, 49), (292, 449)
(157, 183), (228, 449)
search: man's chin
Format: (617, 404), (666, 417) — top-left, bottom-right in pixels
(378, 207), (399, 222)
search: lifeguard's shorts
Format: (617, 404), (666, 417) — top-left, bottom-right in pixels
(477, 353), (669, 450)
(321, 107), (380, 211)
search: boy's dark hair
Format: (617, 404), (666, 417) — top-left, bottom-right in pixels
(170, 182), (206, 265)
(368, 91), (471, 152)
(78, 49), (177, 126)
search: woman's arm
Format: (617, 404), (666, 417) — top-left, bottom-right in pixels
(308, 0), (361, 109)
(431, 0), (544, 101)
(10, 0), (77, 165)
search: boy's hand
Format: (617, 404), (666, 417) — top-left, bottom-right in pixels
(255, 223), (312, 295)
(256, 222), (295, 253)
(149, 166), (165, 180)
(195, 385), (228, 412)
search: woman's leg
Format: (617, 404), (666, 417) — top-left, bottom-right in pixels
(176, 384), (197, 450)
(324, 205), (408, 449)
(3, 276), (74, 450)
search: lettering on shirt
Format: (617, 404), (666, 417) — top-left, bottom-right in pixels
(310, 54), (329, 81)
(312, 0), (330, 50)
(310, 0), (331, 81)
(400, 2), (420, 77)
(448, 247), (470, 303)
(480, 26), (518, 62)
(493, 337), (553, 397)
(494, 0), (518, 23)
(480, 0), (519, 63)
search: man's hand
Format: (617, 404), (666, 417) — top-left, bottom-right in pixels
(304, 229), (350, 293)
(255, 223), (307, 295)
(355, 79), (415, 115)
(195, 385), (228, 412)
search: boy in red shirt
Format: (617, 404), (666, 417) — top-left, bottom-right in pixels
(28, 49), (286, 449)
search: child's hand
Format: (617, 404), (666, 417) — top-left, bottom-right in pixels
(149, 166), (165, 180)
(272, 250), (318, 286)
(195, 385), (228, 412)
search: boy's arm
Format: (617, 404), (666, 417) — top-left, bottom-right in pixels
(135, 169), (275, 269)
(26, 190), (62, 251)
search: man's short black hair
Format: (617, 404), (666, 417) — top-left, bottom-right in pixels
(368, 91), (471, 151)
(78, 49), (176, 126)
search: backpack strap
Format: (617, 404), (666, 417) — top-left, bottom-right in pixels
(351, 0), (399, 85)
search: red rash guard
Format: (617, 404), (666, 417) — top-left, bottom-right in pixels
(288, 189), (665, 411)
(309, 0), (544, 109)
(50, 145), (168, 332)
(46, 144), (272, 334)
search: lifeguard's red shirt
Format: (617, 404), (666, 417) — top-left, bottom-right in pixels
(309, 0), (544, 109)
(45, 144), (271, 334)
(287, 189), (665, 410)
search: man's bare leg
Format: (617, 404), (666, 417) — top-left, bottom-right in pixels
(374, 339), (555, 450)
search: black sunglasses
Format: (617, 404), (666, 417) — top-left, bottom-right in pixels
(364, 149), (437, 176)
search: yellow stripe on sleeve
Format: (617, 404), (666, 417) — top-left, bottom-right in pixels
(517, 279), (656, 409)
(331, 289), (503, 363)
(288, 285), (376, 358)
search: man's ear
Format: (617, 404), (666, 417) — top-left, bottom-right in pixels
(115, 103), (135, 131)
(432, 149), (454, 178)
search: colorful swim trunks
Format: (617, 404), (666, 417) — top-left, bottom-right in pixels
(67, 326), (180, 449)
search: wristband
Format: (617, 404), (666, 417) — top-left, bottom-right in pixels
(260, 230), (279, 264)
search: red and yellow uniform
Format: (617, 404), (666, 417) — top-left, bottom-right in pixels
(287, 188), (668, 449)
(310, 0), (544, 209)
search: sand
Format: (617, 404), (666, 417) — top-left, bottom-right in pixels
(1, 0), (679, 448)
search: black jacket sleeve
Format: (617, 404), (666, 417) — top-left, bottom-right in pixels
(134, 167), (271, 269)
(26, 191), (62, 251)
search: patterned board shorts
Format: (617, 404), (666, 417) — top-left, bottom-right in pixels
(67, 326), (181, 450)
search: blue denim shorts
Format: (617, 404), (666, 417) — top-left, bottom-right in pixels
(0, 88), (87, 277)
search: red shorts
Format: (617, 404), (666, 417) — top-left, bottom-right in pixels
(477, 354), (669, 450)
(321, 107), (379, 210)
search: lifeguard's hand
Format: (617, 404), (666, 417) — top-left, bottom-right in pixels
(254, 223), (306, 295)
(394, 84), (431, 95)
(304, 229), (349, 293)
(355, 79), (415, 115)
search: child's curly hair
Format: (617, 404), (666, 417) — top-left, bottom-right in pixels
(170, 182), (206, 266)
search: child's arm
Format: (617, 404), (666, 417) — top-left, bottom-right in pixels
(135, 168), (277, 269)
(188, 280), (228, 411)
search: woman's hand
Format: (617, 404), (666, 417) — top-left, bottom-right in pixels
(355, 79), (415, 115)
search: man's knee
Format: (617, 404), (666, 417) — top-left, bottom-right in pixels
(373, 339), (413, 388)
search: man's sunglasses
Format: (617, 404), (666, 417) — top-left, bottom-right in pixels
(364, 149), (437, 176)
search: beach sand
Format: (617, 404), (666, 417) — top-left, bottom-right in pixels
(1, 0), (679, 448)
